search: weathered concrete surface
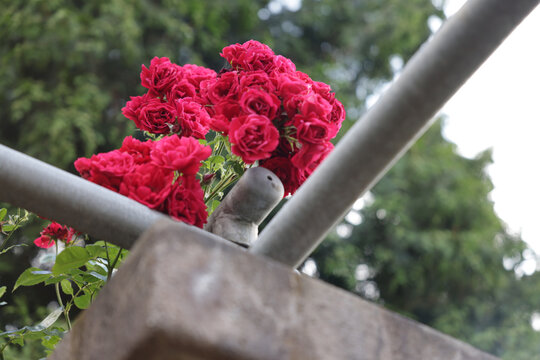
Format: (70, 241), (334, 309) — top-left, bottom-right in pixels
(50, 221), (499, 360)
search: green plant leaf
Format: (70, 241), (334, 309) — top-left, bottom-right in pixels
(52, 247), (92, 275)
(13, 268), (52, 291)
(12, 336), (24, 346)
(60, 279), (73, 295)
(2, 224), (15, 232)
(209, 199), (221, 215)
(85, 244), (106, 258)
(44, 275), (68, 285)
(42, 334), (62, 349)
(0, 208), (6, 221)
(0, 286), (6, 299)
(74, 293), (91, 309)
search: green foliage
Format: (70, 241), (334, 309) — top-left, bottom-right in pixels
(2, 232), (128, 357)
(311, 120), (540, 359)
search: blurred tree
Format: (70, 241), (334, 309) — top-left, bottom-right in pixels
(311, 120), (540, 359)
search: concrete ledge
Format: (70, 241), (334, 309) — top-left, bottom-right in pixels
(50, 221), (498, 360)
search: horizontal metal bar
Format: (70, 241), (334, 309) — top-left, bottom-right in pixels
(0, 144), (229, 249)
(250, 0), (540, 267)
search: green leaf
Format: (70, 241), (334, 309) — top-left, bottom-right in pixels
(42, 334), (61, 349)
(1, 224), (15, 232)
(74, 293), (91, 309)
(23, 329), (47, 340)
(12, 336), (24, 346)
(44, 275), (68, 285)
(60, 279), (73, 295)
(0, 286), (6, 299)
(0, 208), (6, 222)
(13, 268), (52, 291)
(85, 244), (106, 258)
(209, 199), (221, 215)
(52, 247), (92, 275)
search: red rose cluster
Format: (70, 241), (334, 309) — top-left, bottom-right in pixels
(74, 136), (211, 228)
(204, 40), (345, 195)
(34, 222), (76, 249)
(122, 59), (216, 138)
(121, 40), (345, 196)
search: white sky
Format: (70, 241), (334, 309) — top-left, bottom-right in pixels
(440, 1), (540, 254)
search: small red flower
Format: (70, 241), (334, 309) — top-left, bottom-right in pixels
(34, 235), (55, 249)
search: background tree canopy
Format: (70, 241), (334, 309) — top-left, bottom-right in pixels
(1, 0), (539, 359)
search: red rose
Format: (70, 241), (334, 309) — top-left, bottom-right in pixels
(229, 114), (280, 164)
(119, 136), (153, 164)
(34, 235), (55, 249)
(221, 40), (275, 71)
(210, 100), (242, 134)
(276, 73), (309, 99)
(74, 150), (136, 191)
(180, 64), (217, 88)
(175, 99), (210, 139)
(167, 80), (197, 102)
(239, 70), (275, 93)
(119, 163), (174, 210)
(137, 98), (177, 134)
(300, 92), (333, 119)
(150, 135), (211, 175)
(260, 156), (305, 196)
(239, 88), (280, 120)
(41, 222), (69, 239)
(329, 98), (346, 125)
(271, 55), (296, 74)
(140, 57), (179, 96)
(294, 113), (339, 143)
(312, 81), (333, 101)
(201, 71), (239, 103)
(283, 94), (304, 120)
(291, 142), (334, 174)
(166, 176), (208, 228)
(221, 43), (244, 68)
(122, 93), (152, 124)
(35, 222), (77, 248)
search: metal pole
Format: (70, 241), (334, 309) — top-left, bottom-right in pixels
(250, 0), (540, 267)
(0, 144), (188, 249)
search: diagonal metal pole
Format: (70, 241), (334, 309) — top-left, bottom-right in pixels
(250, 0), (540, 267)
